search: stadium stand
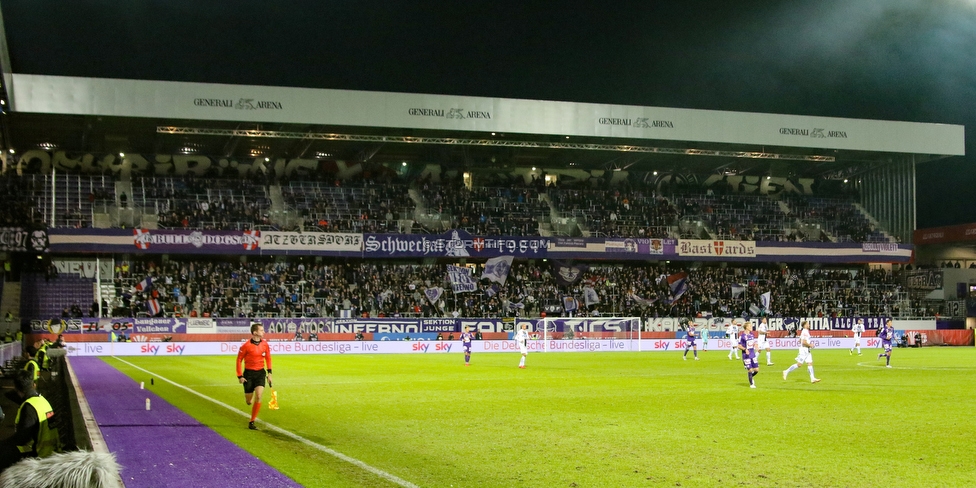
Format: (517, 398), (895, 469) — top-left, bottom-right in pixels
(282, 178), (414, 233)
(418, 180), (549, 236)
(547, 186), (679, 238)
(136, 176), (272, 231)
(0, 172), (42, 227)
(22, 258), (914, 321)
(2, 169), (900, 244)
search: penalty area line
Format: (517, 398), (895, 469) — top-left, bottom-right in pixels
(112, 357), (419, 488)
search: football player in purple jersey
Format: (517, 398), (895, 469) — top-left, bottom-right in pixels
(683, 319), (699, 361)
(877, 319), (894, 368)
(738, 322), (760, 388)
(460, 326), (474, 366)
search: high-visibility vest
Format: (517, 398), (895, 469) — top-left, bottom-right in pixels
(37, 344), (50, 369)
(15, 395), (61, 458)
(23, 359), (39, 381)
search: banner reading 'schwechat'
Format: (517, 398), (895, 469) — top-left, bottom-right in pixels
(363, 229), (548, 258)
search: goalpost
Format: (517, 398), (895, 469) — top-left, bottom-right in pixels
(537, 316), (643, 352)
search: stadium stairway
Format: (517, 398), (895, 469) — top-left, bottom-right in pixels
(853, 202), (897, 242)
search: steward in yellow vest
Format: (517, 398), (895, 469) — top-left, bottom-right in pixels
(0, 370), (61, 472)
(22, 353), (39, 382)
(36, 341), (51, 370)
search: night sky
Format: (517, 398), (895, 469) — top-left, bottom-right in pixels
(3, 0), (975, 227)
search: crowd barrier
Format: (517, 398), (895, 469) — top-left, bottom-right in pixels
(0, 341), (22, 365)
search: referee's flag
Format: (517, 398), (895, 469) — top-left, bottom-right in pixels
(268, 390), (279, 410)
(268, 377), (279, 410)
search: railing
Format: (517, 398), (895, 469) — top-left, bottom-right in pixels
(0, 341), (23, 368)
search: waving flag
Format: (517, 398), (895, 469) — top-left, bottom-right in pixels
(760, 291), (772, 313)
(147, 298), (162, 316)
(730, 283), (746, 299)
(425, 287), (444, 304)
(447, 265), (478, 293)
(583, 286), (600, 306)
(667, 272), (689, 303)
(628, 292), (658, 308)
(134, 276), (153, 292)
(552, 261), (588, 287)
(562, 296), (579, 312)
(481, 255), (514, 285)
(485, 284), (500, 297)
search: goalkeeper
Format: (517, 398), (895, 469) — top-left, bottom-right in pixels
(236, 322), (273, 430)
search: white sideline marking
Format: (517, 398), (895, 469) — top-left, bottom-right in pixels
(113, 357), (419, 488)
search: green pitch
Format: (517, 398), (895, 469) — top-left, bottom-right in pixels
(104, 347), (976, 487)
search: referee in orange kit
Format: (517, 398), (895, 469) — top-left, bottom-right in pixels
(236, 322), (273, 430)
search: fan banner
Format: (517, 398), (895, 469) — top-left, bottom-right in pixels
(447, 265), (478, 293)
(45, 228), (912, 263)
(481, 255), (514, 285)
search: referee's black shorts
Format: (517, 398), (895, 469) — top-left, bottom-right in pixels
(242, 368), (267, 394)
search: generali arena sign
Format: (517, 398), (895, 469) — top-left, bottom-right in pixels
(62, 338), (868, 357)
(11, 74), (964, 155)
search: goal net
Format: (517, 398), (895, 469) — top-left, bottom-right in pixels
(536, 316), (643, 352)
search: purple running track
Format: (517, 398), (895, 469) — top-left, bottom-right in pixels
(69, 356), (301, 488)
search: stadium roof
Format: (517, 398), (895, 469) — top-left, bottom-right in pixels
(0, 74), (964, 181)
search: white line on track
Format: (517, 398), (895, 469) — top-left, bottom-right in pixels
(113, 357), (420, 488)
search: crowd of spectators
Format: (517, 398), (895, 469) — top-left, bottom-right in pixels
(282, 177), (414, 233)
(0, 172), (39, 227)
(675, 191), (793, 241)
(417, 175), (548, 236)
(98, 257), (907, 321)
(548, 185), (679, 238)
(139, 177), (272, 230)
(784, 195), (881, 242)
(2, 169), (893, 243)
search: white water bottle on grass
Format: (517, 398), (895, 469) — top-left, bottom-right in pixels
(145, 398), (151, 410)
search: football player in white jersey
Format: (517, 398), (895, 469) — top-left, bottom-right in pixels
(850, 318), (865, 355)
(783, 321), (820, 383)
(726, 321), (740, 360)
(514, 323), (529, 369)
(757, 318), (773, 366)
